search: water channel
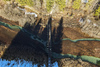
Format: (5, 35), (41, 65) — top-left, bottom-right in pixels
(0, 58), (58, 67)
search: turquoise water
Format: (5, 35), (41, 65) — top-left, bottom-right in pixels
(0, 59), (58, 67)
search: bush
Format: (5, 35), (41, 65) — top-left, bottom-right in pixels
(72, 0), (81, 9)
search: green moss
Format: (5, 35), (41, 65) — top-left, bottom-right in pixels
(88, 0), (93, 2)
(84, 0), (94, 10)
(72, 0), (81, 10)
(46, 0), (66, 11)
(94, 6), (100, 17)
(26, 0), (34, 7)
(4, 0), (11, 1)
(85, 0), (93, 6)
(17, 0), (34, 7)
(46, 0), (54, 11)
(55, 0), (66, 11)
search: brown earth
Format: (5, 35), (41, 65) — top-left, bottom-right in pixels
(0, 16), (20, 44)
(62, 27), (100, 58)
(0, 16), (19, 26)
(52, 27), (100, 58)
(0, 16), (100, 58)
(0, 16), (48, 66)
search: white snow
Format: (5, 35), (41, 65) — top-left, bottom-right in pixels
(17, 7), (26, 11)
(87, 19), (91, 23)
(17, 7), (38, 17)
(79, 18), (84, 23)
(93, 23), (98, 26)
(25, 12), (37, 17)
(81, 0), (88, 3)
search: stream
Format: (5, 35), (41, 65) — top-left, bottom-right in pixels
(0, 21), (100, 66)
(0, 2), (100, 66)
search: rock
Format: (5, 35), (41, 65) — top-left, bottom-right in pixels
(58, 58), (98, 67)
(97, 32), (100, 36)
(78, 59), (83, 64)
(12, 8), (21, 15)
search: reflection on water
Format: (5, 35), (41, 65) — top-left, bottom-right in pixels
(0, 58), (58, 67)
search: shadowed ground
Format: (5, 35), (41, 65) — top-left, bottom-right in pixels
(0, 16), (100, 66)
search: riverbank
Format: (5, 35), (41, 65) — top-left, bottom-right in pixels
(0, 16), (100, 66)
(0, 1), (100, 67)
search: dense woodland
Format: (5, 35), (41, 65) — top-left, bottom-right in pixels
(3, 0), (100, 17)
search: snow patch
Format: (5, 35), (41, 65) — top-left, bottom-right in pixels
(81, 0), (88, 3)
(17, 7), (38, 17)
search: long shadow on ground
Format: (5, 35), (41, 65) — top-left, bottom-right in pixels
(52, 17), (63, 53)
(1, 17), (64, 66)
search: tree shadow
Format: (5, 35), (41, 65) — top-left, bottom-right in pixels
(40, 22), (48, 41)
(52, 17), (63, 53)
(1, 18), (48, 66)
(24, 18), (42, 35)
(97, 60), (100, 66)
(1, 17), (63, 66)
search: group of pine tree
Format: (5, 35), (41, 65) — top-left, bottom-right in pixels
(3, 0), (100, 17)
